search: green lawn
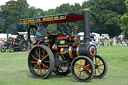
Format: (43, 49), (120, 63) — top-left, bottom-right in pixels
(0, 46), (128, 85)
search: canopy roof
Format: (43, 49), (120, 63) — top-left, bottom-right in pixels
(18, 12), (83, 24)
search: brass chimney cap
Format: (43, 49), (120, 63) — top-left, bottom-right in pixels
(82, 7), (90, 10)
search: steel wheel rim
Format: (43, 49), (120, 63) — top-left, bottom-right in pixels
(1, 45), (6, 52)
(28, 45), (54, 78)
(94, 55), (107, 78)
(20, 41), (28, 51)
(9, 46), (14, 52)
(71, 56), (94, 82)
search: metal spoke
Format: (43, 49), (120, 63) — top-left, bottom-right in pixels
(41, 54), (48, 61)
(44, 61), (50, 62)
(95, 70), (96, 75)
(74, 67), (80, 70)
(42, 64), (46, 74)
(80, 60), (81, 66)
(33, 64), (38, 69)
(95, 57), (97, 64)
(32, 55), (37, 60)
(96, 60), (101, 65)
(31, 61), (37, 63)
(36, 67), (40, 74)
(42, 50), (45, 57)
(35, 49), (40, 59)
(97, 68), (101, 75)
(98, 67), (103, 70)
(75, 71), (80, 74)
(84, 60), (86, 67)
(42, 63), (49, 69)
(86, 67), (91, 71)
(83, 71), (85, 79)
(98, 64), (104, 66)
(79, 72), (81, 78)
(83, 71), (89, 77)
(75, 62), (81, 67)
(39, 48), (40, 59)
(83, 64), (90, 68)
(39, 65), (42, 76)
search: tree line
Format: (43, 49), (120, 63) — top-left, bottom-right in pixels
(0, 0), (127, 38)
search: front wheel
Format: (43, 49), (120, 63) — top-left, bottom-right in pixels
(70, 56), (95, 82)
(93, 55), (107, 78)
(28, 45), (55, 79)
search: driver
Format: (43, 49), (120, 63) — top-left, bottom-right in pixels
(36, 22), (51, 42)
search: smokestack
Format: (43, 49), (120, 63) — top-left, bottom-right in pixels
(6, 29), (9, 40)
(82, 7), (90, 44)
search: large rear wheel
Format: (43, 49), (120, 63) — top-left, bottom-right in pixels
(28, 45), (55, 79)
(71, 56), (95, 82)
(1, 45), (6, 52)
(9, 45), (14, 52)
(19, 40), (28, 51)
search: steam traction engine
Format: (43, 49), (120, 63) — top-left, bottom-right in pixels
(19, 8), (107, 82)
(1, 34), (28, 52)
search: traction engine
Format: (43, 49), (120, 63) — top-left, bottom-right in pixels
(27, 8), (108, 82)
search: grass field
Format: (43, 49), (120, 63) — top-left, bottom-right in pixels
(0, 46), (128, 85)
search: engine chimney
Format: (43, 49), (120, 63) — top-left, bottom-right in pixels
(6, 29), (9, 40)
(82, 7), (90, 44)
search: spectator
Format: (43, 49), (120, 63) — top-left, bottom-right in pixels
(110, 40), (113, 46)
(0, 38), (4, 47)
(113, 37), (116, 46)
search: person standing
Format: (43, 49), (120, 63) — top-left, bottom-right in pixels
(113, 37), (116, 46)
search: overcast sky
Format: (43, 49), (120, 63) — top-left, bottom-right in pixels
(0, 0), (87, 11)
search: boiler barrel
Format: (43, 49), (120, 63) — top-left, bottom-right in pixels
(78, 44), (97, 59)
(60, 44), (97, 59)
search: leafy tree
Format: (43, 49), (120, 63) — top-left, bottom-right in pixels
(0, 17), (5, 33)
(83, 0), (126, 37)
(0, 0), (29, 33)
(121, 0), (128, 39)
(45, 9), (56, 16)
(24, 6), (45, 18)
(36, 8), (45, 16)
(0, 0), (127, 38)
(0, 0), (45, 33)
(56, 3), (73, 14)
